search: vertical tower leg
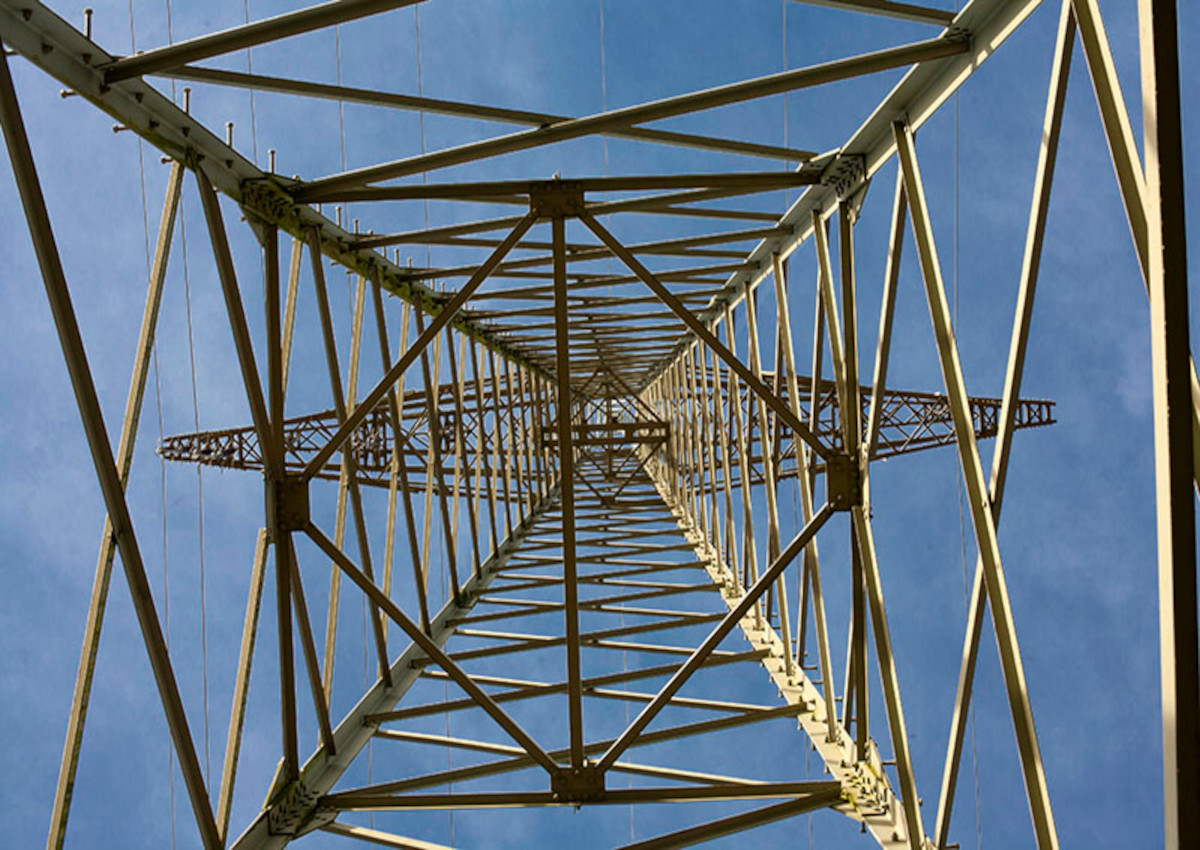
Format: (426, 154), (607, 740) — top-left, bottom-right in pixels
(1139, 2), (1200, 846)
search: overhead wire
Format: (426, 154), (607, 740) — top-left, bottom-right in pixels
(242, 0), (259, 165)
(179, 92), (212, 796)
(154, 0), (210, 803)
(129, 0), (179, 844)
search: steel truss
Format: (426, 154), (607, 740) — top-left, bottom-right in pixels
(0, 0), (1194, 848)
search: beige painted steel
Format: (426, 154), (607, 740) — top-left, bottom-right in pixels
(46, 162), (184, 850)
(1138, 0), (1200, 844)
(1, 1), (1122, 847)
(894, 119), (1058, 849)
(934, 4), (1073, 843)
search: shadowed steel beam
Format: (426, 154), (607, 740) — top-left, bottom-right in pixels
(619, 785), (846, 850)
(46, 161), (182, 850)
(156, 64), (817, 163)
(864, 171), (905, 459)
(307, 229), (397, 683)
(103, 0), (425, 82)
(680, 0), (1042, 365)
(772, 253), (839, 740)
(304, 523), (559, 775)
(353, 185), (785, 251)
(0, 44), (221, 849)
(0, 1), (540, 378)
(895, 118), (1058, 848)
(851, 508), (926, 848)
(263, 221), (300, 782)
(363, 703), (803, 796)
(194, 168), (281, 478)
(371, 276), (431, 631)
(215, 530), (269, 841)
(231, 490), (557, 849)
(792, 0), (956, 25)
(287, 538), (336, 755)
(301, 212), (537, 480)
(320, 822), (453, 850)
(329, 781), (843, 810)
(581, 212), (831, 460)
(1072, 0), (1200, 496)
(297, 34), (970, 194)
(551, 215), (585, 769)
(296, 171), (823, 204)
(1139, 1), (1200, 845)
(935, 4), (1072, 844)
(595, 503), (834, 773)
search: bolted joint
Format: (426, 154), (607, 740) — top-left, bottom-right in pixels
(529, 179), (586, 219)
(273, 477), (311, 533)
(819, 153), (866, 202)
(550, 764), (605, 804)
(826, 454), (862, 511)
(265, 779), (323, 836)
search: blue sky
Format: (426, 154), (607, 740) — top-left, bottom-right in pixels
(1, 0), (1197, 847)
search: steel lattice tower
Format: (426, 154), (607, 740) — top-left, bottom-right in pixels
(0, 1), (1194, 848)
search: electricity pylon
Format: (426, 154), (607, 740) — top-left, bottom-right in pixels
(0, 1), (1194, 848)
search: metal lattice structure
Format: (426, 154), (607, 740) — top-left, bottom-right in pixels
(0, 0), (1195, 848)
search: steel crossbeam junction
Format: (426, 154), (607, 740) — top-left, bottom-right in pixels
(1, 0), (1195, 848)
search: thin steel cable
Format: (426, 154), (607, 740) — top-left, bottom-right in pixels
(600, 0), (614, 283)
(129, 3), (179, 844)
(151, 311), (175, 850)
(160, 0), (179, 840)
(415, 6), (432, 270)
(783, 0), (791, 211)
(243, 0), (259, 165)
(172, 0), (211, 802)
(178, 129), (212, 793)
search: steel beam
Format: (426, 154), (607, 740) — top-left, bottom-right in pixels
(0, 42), (220, 849)
(297, 34), (969, 194)
(1069, 0), (1200, 492)
(582, 213), (831, 460)
(1139, 2), (1200, 845)
(156, 64), (817, 163)
(46, 161), (182, 850)
(230, 488), (559, 848)
(103, 0), (425, 82)
(301, 213), (537, 480)
(791, 0), (957, 26)
(304, 523), (559, 774)
(620, 785), (846, 850)
(595, 503), (833, 772)
(894, 118), (1058, 849)
(933, 4), (1072, 843)
(551, 215), (586, 770)
(682, 0), (1043, 350)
